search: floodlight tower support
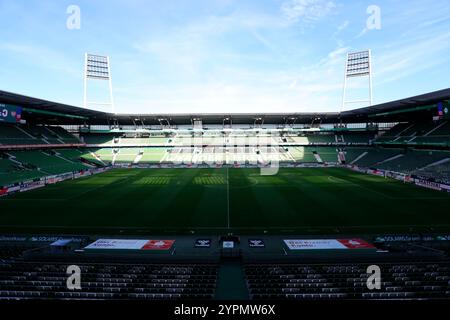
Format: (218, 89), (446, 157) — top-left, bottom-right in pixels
(368, 49), (373, 107)
(83, 53), (87, 111)
(83, 53), (115, 113)
(341, 50), (373, 111)
(107, 56), (115, 114)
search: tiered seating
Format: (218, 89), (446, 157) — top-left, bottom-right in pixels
(0, 153), (45, 186)
(245, 262), (450, 300)
(149, 136), (170, 144)
(79, 149), (107, 166)
(0, 124), (81, 146)
(82, 135), (177, 146)
(375, 123), (416, 143)
(10, 151), (88, 175)
(284, 133), (375, 145)
(82, 134), (116, 145)
(287, 136), (308, 144)
(288, 147), (317, 163)
(378, 150), (450, 173)
(0, 246), (36, 259)
(382, 123), (412, 137)
(342, 132), (374, 144)
(165, 147), (195, 164)
(376, 121), (450, 146)
(342, 148), (371, 164)
(223, 136), (261, 146)
(0, 124), (41, 145)
(86, 148), (115, 163)
(353, 148), (402, 168)
(429, 121), (450, 136)
(49, 127), (80, 144)
(118, 137), (168, 145)
(114, 148), (139, 163)
(0, 171), (45, 186)
(56, 149), (84, 161)
(414, 121), (450, 145)
(201, 136), (226, 146)
(0, 157), (15, 172)
(288, 135), (335, 145)
(414, 161), (450, 184)
(396, 122), (436, 138)
(139, 148), (167, 163)
(0, 262), (217, 300)
(20, 125), (60, 144)
(306, 135), (336, 144)
(316, 148), (338, 163)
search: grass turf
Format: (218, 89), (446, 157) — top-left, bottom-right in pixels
(0, 167), (449, 235)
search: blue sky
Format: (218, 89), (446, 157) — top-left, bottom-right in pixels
(0, 0), (449, 114)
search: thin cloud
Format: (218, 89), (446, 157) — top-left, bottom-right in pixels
(281, 0), (336, 24)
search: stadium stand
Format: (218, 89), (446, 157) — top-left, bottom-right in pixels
(81, 134), (117, 145)
(305, 134), (336, 144)
(85, 148), (115, 164)
(376, 120), (450, 146)
(113, 148), (140, 164)
(0, 149), (91, 187)
(0, 123), (42, 145)
(50, 126), (81, 144)
(81, 135), (171, 146)
(288, 135), (335, 145)
(0, 155), (40, 186)
(341, 147), (372, 164)
(9, 150), (88, 175)
(0, 124), (81, 146)
(56, 148), (84, 162)
(76, 149), (106, 166)
(342, 132), (375, 144)
(413, 160), (450, 183)
(139, 148), (168, 163)
(0, 262), (218, 300)
(287, 147), (317, 163)
(377, 149), (450, 173)
(2, 126), (448, 183)
(1, 88), (450, 304)
(118, 137), (169, 146)
(245, 262), (450, 300)
(352, 147), (403, 168)
(315, 147), (338, 163)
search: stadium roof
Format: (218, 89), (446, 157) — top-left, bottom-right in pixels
(340, 88), (450, 122)
(1, 88), (449, 126)
(0, 90), (105, 123)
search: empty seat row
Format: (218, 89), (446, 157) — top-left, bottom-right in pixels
(0, 261), (218, 300)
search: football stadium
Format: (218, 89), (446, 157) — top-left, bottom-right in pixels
(1, 0), (450, 311)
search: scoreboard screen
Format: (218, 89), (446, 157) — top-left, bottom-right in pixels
(0, 104), (22, 123)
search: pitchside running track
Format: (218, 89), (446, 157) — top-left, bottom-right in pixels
(1, 168), (449, 235)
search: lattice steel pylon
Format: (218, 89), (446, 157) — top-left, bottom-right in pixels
(341, 50), (373, 111)
(83, 53), (115, 113)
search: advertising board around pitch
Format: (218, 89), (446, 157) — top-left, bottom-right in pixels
(84, 239), (175, 253)
(283, 239), (375, 251)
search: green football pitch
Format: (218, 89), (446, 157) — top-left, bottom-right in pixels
(1, 167), (449, 235)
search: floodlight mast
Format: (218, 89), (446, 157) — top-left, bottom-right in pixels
(83, 53), (115, 113)
(341, 50), (373, 111)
